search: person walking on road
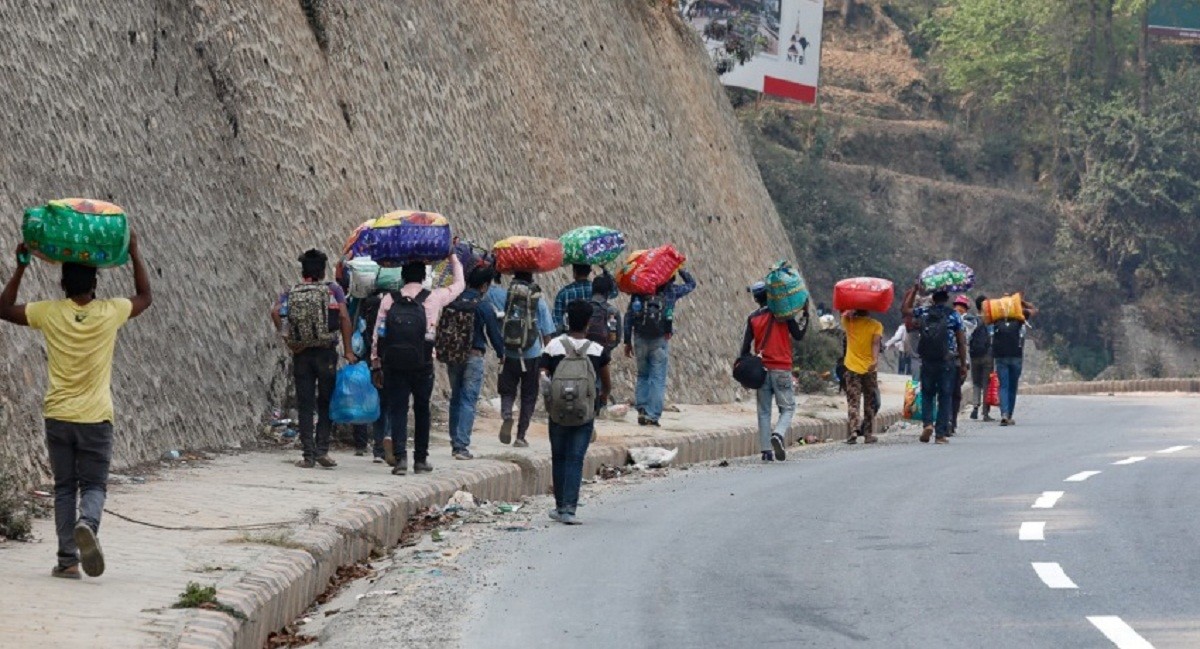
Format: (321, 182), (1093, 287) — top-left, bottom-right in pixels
(496, 271), (556, 448)
(967, 295), (994, 422)
(371, 255), (464, 475)
(585, 272), (623, 418)
(1, 233), (153, 579)
(740, 282), (808, 461)
(437, 266), (504, 460)
(540, 300), (612, 524)
(992, 297), (1038, 426)
(902, 284), (967, 444)
(272, 249), (356, 469)
(623, 269), (697, 426)
(841, 308), (882, 444)
(553, 264), (592, 334)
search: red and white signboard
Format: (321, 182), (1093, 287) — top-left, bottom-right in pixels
(685, 0), (825, 103)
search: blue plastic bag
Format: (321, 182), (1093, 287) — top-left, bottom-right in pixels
(330, 362), (380, 424)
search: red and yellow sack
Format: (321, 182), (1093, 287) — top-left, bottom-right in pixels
(615, 244), (686, 295)
(983, 293), (1025, 324)
(493, 236), (564, 274)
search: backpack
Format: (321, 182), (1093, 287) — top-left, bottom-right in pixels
(992, 319), (1025, 358)
(382, 290), (430, 367)
(916, 305), (952, 361)
(633, 293), (668, 339)
(968, 319), (992, 358)
(585, 299), (621, 351)
(287, 283), (336, 349)
(502, 281), (542, 352)
(547, 337), (598, 426)
(435, 294), (481, 365)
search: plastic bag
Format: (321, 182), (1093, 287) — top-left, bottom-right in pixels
(903, 380), (920, 420)
(493, 236), (564, 274)
(833, 277), (894, 313)
(920, 260), (975, 294)
(346, 257), (380, 299)
(352, 210), (452, 264)
(765, 261), (809, 319)
(560, 226), (627, 266)
(615, 245), (686, 295)
(22, 198), (130, 267)
(986, 371), (1000, 407)
(330, 362), (380, 425)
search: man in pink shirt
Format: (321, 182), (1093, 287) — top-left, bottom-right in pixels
(371, 256), (464, 475)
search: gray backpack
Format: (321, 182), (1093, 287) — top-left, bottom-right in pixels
(548, 337), (598, 426)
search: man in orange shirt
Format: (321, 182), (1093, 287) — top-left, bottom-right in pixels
(842, 309), (883, 444)
(739, 282), (808, 462)
(0, 233), (153, 579)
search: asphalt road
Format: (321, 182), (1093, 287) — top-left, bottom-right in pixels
(461, 395), (1200, 649)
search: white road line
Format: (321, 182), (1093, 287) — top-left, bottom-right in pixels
(1087, 616), (1155, 649)
(1064, 470), (1102, 482)
(1018, 522), (1045, 541)
(1032, 491), (1065, 508)
(1158, 445), (1190, 454)
(1112, 456), (1146, 465)
(1032, 562), (1078, 589)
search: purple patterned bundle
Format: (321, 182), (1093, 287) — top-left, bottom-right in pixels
(350, 210), (452, 264)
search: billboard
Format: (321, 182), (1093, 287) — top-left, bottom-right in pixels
(683, 0), (825, 103)
(1148, 0), (1200, 40)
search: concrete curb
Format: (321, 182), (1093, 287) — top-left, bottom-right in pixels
(176, 408), (905, 648)
(1023, 378), (1200, 396)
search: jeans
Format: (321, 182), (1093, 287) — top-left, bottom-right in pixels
(294, 347), (337, 461)
(970, 355), (994, 413)
(920, 359), (958, 438)
(897, 353), (912, 376)
(385, 364), (434, 462)
(844, 369), (879, 439)
(995, 356), (1024, 418)
(549, 421), (594, 514)
(757, 370), (796, 451)
(634, 335), (669, 421)
(45, 419), (113, 569)
(499, 356), (540, 438)
(447, 354), (486, 452)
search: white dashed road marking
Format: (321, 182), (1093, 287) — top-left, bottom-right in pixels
(1087, 616), (1155, 649)
(1065, 471), (1102, 482)
(1032, 562), (1078, 589)
(1157, 445), (1190, 454)
(1112, 457), (1146, 465)
(1018, 522), (1045, 541)
(1032, 491), (1065, 509)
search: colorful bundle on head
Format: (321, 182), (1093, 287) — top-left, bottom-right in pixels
(765, 261), (809, 319)
(919, 260), (975, 294)
(22, 198), (130, 267)
(492, 236), (564, 274)
(560, 226), (627, 267)
(833, 277), (894, 313)
(351, 210), (452, 264)
(615, 244), (686, 295)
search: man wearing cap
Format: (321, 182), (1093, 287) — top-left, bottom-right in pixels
(739, 282), (809, 462)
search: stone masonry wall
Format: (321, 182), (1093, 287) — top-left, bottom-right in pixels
(0, 1), (793, 483)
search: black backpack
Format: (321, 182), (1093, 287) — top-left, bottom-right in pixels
(916, 305), (952, 361)
(968, 319), (992, 358)
(633, 294), (668, 339)
(585, 299), (621, 351)
(382, 290), (430, 367)
(992, 319), (1025, 358)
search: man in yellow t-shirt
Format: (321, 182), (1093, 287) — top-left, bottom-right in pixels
(842, 310), (883, 444)
(0, 232), (153, 580)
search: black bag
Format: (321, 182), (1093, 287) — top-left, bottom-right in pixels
(382, 290), (430, 367)
(991, 319), (1025, 358)
(968, 319), (992, 358)
(585, 298), (621, 351)
(733, 316), (774, 390)
(634, 294), (668, 339)
(917, 305), (952, 361)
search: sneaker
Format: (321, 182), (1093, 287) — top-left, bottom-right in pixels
(646, 419), (661, 427)
(51, 564), (81, 580)
(452, 450), (473, 460)
(513, 438), (529, 448)
(935, 436), (950, 444)
(637, 415), (648, 426)
(983, 413), (995, 422)
(499, 418), (514, 445)
(373, 455), (384, 464)
(864, 435), (879, 444)
(315, 455), (338, 468)
(413, 460), (433, 474)
(770, 433), (787, 461)
(549, 509), (564, 522)
(560, 512), (580, 525)
(392, 459), (408, 475)
(382, 438), (397, 466)
(295, 459), (315, 468)
(73, 523), (105, 577)
(354, 448), (367, 457)
(1000, 418), (1011, 427)
(970, 407), (979, 420)
(920, 426), (933, 443)
(1008, 418), (1016, 426)
(844, 436), (858, 445)
(761, 451), (774, 462)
